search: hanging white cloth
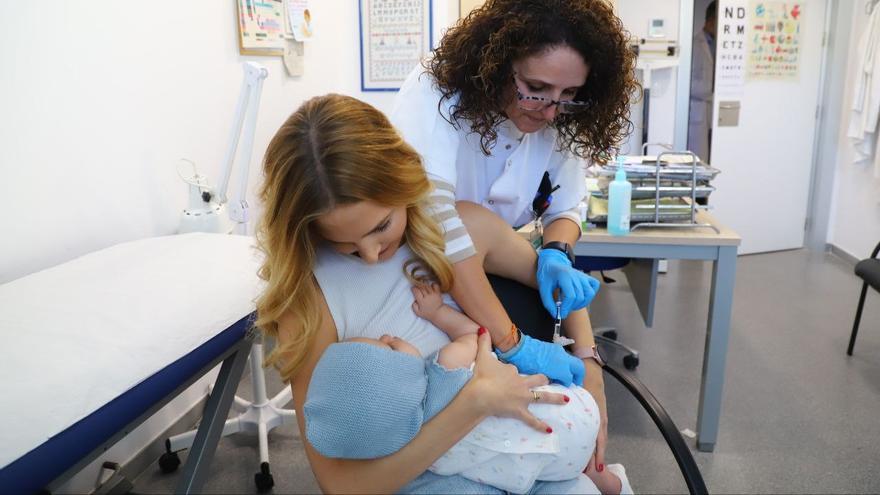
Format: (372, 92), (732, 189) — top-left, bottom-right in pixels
(847, 2), (880, 178)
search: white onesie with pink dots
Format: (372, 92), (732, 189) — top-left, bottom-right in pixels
(429, 383), (601, 494)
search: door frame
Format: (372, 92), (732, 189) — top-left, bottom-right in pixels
(805, 0), (850, 251)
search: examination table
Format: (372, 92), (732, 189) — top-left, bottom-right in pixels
(0, 233), (262, 494)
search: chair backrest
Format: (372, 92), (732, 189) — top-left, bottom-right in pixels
(574, 256), (630, 273)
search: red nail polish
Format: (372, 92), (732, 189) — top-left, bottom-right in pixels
(563, 395), (570, 403)
(478, 327), (487, 336)
(546, 427), (553, 433)
(598, 463), (604, 472)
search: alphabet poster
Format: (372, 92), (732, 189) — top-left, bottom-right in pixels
(716, 0), (748, 95)
(747, 2), (802, 80)
(359, 0), (432, 91)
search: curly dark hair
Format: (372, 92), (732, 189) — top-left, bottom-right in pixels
(428, 0), (639, 162)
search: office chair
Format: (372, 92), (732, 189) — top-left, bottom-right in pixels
(846, 239), (880, 355)
(487, 274), (708, 495)
(573, 256), (640, 370)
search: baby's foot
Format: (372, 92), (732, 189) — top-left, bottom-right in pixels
(586, 463), (632, 495)
(604, 464), (633, 495)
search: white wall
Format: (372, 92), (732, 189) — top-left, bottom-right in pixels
(0, 1), (456, 284)
(0, 2), (456, 493)
(827, 5), (880, 260)
(615, 0), (681, 154)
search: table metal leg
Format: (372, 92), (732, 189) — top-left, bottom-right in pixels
(696, 245), (737, 452)
(175, 335), (254, 494)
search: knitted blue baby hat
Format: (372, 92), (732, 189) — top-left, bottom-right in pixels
(304, 341), (427, 459)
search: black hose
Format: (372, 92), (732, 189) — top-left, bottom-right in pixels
(602, 363), (709, 495)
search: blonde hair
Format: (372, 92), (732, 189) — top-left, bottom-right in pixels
(255, 94), (453, 383)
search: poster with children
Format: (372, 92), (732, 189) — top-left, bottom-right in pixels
(747, 2), (802, 80)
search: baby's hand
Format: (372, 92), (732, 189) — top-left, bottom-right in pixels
(411, 283), (444, 321)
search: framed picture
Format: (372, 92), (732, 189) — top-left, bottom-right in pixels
(358, 0), (433, 92)
(236, 0), (286, 56)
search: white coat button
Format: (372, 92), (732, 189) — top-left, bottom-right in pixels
(505, 144), (512, 150)
(504, 440), (511, 447)
(488, 199), (495, 205)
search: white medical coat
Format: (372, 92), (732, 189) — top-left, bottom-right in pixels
(390, 67), (587, 231)
(688, 30), (715, 162)
(847, 3), (880, 178)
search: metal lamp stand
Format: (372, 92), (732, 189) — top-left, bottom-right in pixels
(162, 341), (295, 492)
(163, 62), (296, 493)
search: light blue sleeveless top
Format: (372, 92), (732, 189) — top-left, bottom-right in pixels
(312, 243), (451, 357)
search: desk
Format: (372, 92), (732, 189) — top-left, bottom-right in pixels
(536, 211), (740, 452)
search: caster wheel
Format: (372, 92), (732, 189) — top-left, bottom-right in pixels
(623, 354), (640, 370)
(255, 462), (275, 492)
(601, 330), (618, 341)
(158, 451), (181, 473)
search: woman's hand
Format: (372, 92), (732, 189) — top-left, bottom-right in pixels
(464, 329), (569, 432)
(581, 360), (608, 474)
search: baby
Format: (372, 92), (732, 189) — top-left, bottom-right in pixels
(302, 286), (632, 495)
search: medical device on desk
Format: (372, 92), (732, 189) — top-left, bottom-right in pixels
(178, 62), (268, 236)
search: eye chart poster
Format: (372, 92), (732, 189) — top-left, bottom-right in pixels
(359, 0), (432, 91)
(715, 0), (748, 96)
(747, 2), (803, 80)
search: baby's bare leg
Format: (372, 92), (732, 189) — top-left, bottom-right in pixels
(436, 333), (478, 369)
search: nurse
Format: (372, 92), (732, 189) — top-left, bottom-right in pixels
(391, 0), (638, 471)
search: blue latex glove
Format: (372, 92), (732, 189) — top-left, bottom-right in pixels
(536, 248), (601, 319)
(496, 333), (585, 386)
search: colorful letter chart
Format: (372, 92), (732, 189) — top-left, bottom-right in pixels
(747, 2), (802, 80)
(359, 0), (432, 91)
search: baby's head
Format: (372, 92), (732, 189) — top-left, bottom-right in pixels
(351, 335), (422, 358)
(303, 337), (427, 459)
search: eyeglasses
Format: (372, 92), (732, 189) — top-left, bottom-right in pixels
(513, 74), (589, 114)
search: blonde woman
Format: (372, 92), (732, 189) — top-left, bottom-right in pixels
(256, 94), (612, 493)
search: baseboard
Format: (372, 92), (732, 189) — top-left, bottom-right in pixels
(827, 243), (860, 266)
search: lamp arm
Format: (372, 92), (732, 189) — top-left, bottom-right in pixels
(217, 62), (268, 235)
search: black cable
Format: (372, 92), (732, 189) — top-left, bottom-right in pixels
(602, 363), (709, 495)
